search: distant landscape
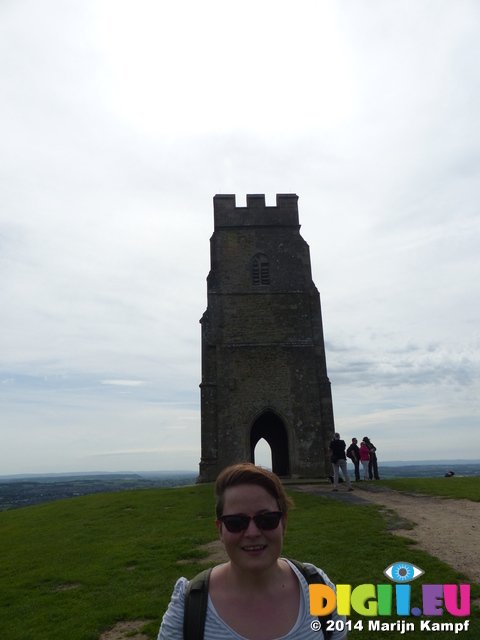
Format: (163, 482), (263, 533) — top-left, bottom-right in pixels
(377, 461), (480, 479)
(0, 471), (197, 512)
(1, 461), (479, 511)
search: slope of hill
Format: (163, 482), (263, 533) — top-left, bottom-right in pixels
(1, 482), (479, 639)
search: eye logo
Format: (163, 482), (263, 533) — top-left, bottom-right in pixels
(384, 562), (424, 583)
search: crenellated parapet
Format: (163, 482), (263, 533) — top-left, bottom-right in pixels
(213, 194), (299, 228)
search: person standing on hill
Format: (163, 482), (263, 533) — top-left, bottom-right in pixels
(329, 433), (353, 492)
(359, 441), (370, 481)
(363, 436), (380, 480)
(346, 438), (361, 482)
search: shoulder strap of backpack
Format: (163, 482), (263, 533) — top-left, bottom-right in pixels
(288, 559), (333, 640)
(183, 568), (212, 640)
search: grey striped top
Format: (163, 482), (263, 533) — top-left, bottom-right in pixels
(158, 560), (346, 640)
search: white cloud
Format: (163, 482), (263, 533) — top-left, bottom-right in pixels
(0, 0), (479, 473)
(94, 0), (356, 134)
(101, 380), (145, 386)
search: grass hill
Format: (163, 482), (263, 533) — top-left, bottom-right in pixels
(1, 481), (479, 639)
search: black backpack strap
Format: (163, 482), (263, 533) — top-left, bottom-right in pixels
(183, 568), (212, 640)
(288, 559), (333, 640)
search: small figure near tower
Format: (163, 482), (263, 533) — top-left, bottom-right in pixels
(198, 194), (335, 482)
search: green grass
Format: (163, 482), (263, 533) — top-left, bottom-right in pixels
(0, 485), (478, 639)
(380, 476), (480, 501)
(0, 486), (216, 640)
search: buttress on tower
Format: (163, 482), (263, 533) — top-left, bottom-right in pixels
(198, 194), (334, 483)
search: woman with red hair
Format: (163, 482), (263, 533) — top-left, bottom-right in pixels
(159, 463), (346, 640)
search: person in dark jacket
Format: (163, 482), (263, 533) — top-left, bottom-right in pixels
(329, 433), (353, 492)
(346, 437), (361, 482)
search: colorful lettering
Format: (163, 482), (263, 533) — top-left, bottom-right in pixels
(309, 582), (471, 619)
(350, 584), (378, 616)
(395, 584), (411, 616)
(309, 584), (336, 616)
(444, 584), (470, 616)
(335, 584), (351, 616)
(423, 584), (444, 616)
(377, 584), (392, 615)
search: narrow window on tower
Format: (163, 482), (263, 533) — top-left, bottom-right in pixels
(252, 254), (269, 286)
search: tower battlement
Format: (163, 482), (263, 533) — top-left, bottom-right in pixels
(213, 193), (299, 228)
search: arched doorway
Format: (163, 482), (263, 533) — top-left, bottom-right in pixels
(250, 411), (290, 477)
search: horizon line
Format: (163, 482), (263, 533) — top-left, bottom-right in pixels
(1, 459), (480, 480)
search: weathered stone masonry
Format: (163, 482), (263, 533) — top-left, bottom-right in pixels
(197, 194), (334, 482)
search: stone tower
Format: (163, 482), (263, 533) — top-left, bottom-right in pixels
(198, 194), (334, 483)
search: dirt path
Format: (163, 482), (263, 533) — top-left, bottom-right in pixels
(296, 484), (480, 586)
(355, 486), (480, 585)
(98, 619), (151, 640)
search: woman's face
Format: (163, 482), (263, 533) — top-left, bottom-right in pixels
(216, 483), (286, 574)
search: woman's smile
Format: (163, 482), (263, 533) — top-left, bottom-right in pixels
(242, 544), (267, 554)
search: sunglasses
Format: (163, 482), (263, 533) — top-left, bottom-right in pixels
(219, 511), (283, 533)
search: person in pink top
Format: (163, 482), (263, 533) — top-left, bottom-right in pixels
(359, 441), (371, 481)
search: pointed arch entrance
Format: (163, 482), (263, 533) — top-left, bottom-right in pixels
(250, 411), (290, 477)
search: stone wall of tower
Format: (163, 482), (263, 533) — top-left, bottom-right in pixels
(198, 194), (334, 482)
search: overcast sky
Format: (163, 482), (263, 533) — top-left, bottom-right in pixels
(1, 0), (479, 475)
